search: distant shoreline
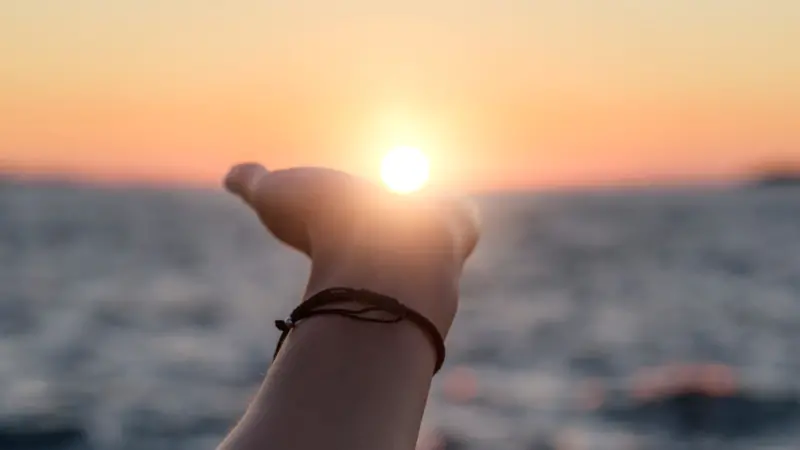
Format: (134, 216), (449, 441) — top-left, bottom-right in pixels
(750, 171), (800, 188)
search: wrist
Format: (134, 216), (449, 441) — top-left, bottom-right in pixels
(304, 256), (460, 337)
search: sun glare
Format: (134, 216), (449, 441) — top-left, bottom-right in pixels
(380, 146), (430, 194)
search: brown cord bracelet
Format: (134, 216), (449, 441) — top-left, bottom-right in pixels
(272, 287), (446, 374)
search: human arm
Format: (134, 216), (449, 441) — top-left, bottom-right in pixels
(216, 164), (479, 450)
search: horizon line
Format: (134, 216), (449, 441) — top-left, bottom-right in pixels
(0, 167), (752, 195)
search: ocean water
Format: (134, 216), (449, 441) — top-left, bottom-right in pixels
(2, 179), (800, 450)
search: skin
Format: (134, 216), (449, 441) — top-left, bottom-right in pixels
(216, 163), (479, 450)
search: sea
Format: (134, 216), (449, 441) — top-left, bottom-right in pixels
(2, 178), (800, 450)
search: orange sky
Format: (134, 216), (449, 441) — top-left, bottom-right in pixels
(2, 1), (799, 191)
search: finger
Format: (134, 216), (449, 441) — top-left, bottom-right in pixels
(224, 163), (270, 205)
(441, 196), (481, 260)
(396, 191), (481, 261)
(415, 193), (480, 260)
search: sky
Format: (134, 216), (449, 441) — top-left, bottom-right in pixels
(1, 1), (799, 191)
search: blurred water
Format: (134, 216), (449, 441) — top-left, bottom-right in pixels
(2, 179), (800, 449)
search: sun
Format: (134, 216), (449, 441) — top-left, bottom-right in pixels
(380, 146), (430, 194)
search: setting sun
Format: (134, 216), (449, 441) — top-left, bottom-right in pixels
(380, 146), (430, 194)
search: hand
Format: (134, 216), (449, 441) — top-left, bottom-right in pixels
(224, 163), (480, 336)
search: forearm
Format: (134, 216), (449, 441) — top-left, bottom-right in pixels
(217, 313), (437, 450)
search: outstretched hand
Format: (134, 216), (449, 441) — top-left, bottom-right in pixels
(223, 163), (480, 336)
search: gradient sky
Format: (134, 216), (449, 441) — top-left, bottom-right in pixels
(2, 1), (799, 190)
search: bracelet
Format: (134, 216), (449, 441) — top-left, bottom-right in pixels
(272, 287), (446, 374)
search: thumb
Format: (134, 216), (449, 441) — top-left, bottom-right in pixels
(223, 163), (313, 255)
(224, 162), (270, 205)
